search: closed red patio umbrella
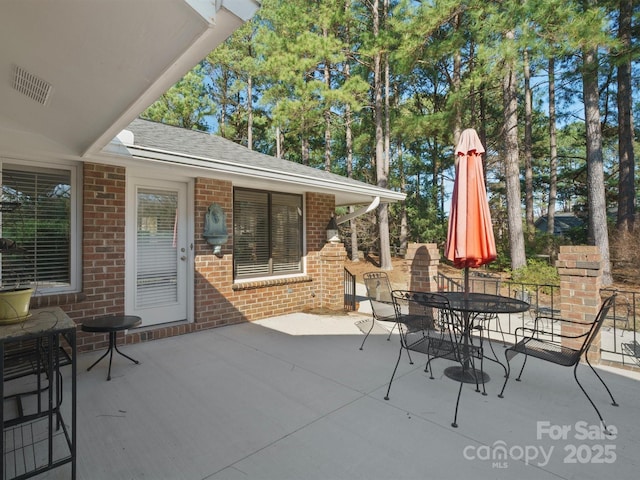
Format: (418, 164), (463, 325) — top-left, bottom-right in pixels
(445, 128), (496, 289)
(442, 128), (498, 394)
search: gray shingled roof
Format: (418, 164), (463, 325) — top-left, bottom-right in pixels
(124, 119), (403, 205)
(535, 212), (585, 235)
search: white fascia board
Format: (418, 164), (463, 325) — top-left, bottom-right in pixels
(119, 144), (405, 204)
(185, 0), (220, 21)
(220, 0), (262, 21)
(187, 0), (261, 23)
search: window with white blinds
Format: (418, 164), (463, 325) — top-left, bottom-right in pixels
(135, 188), (178, 307)
(1, 165), (72, 290)
(233, 188), (302, 279)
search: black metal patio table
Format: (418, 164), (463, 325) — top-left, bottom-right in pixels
(438, 291), (530, 383)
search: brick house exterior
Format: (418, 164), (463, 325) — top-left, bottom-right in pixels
(24, 121), (400, 354)
(2, 4), (404, 355)
(28, 164), (347, 353)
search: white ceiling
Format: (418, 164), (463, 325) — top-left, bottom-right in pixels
(0, 0), (259, 158)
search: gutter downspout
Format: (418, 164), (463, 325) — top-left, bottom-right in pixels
(336, 197), (380, 225)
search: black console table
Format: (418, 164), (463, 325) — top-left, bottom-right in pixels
(1, 308), (76, 480)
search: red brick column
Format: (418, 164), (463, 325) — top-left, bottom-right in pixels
(319, 241), (347, 311)
(556, 245), (603, 361)
(405, 243), (440, 292)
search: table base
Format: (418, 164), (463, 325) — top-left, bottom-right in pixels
(86, 331), (139, 381)
(444, 365), (490, 384)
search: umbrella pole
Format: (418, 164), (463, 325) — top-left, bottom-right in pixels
(461, 267), (479, 385)
(464, 267), (469, 296)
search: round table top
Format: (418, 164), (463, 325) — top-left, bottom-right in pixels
(81, 315), (142, 332)
(439, 291), (530, 315)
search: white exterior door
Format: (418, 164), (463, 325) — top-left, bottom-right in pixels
(126, 178), (190, 326)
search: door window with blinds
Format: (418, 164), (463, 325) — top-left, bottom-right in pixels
(1, 163), (77, 292)
(234, 188), (303, 279)
(135, 188), (179, 307)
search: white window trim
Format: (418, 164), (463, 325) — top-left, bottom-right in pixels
(0, 157), (82, 295)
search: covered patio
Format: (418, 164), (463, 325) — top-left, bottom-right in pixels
(41, 310), (640, 479)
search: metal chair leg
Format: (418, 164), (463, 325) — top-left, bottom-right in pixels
(452, 381), (464, 428)
(577, 353), (619, 436)
(359, 316), (376, 350)
(384, 345), (404, 401)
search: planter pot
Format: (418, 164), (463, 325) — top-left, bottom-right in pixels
(0, 287), (34, 324)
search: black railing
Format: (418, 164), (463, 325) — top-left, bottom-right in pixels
(344, 267), (357, 312)
(600, 288), (640, 368)
(434, 272), (560, 347)
(434, 272), (640, 368)
(351, 270), (639, 368)
(433, 272), (463, 292)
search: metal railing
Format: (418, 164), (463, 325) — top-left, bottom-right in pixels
(344, 267), (357, 312)
(434, 271), (560, 348)
(600, 288), (640, 368)
(344, 271), (639, 368)
(434, 272), (640, 368)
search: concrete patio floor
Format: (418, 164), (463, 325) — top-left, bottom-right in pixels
(37, 308), (640, 480)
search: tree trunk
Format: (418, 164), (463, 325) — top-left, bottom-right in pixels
(547, 58), (558, 239)
(616, 0), (635, 233)
(301, 134), (310, 166)
(374, 0), (392, 270)
(523, 50), (534, 242)
(324, 27), (332, 172)
(452, 13), (462, 143)
(502, 30), (526, 271)
(345, 78), (358, 262)
(343, 0), (359, 261)
(398, 146), (408, 255)
(346, 101), (359, 263)
(247, 75), (253, 150)
(276, 123), (281, 158)
(583, 46), (612, 285)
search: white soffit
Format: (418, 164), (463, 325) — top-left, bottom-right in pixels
(0, 1), (260, 157)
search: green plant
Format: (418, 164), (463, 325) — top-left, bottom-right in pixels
(510, 258), (559, 294)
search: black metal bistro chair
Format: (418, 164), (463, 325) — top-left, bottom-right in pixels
(360, 272), (397, 351)
(498, 294), (619, 434)
(383, 290), (485, 428)
(467, 271), (506, 348)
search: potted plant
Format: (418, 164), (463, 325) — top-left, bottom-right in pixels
(0, 201), (34, 324)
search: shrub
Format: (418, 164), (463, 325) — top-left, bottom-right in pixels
(510, 258), (559, 294)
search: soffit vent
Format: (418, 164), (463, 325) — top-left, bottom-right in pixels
(12, 65), (52, 105)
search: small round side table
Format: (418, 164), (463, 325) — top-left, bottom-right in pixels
(81, 315), (141, 380)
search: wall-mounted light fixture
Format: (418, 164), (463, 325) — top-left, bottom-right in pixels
(203, 203), (228, 257)
(326, 214), (340, 243)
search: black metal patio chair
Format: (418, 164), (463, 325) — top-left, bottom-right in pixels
(498, 293), (619, 434)
(468, 271), (506, 348)
(383, 290), (486, 428)
(360, 272), (397, 351)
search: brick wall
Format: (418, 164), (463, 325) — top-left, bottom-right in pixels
(319, 242), (348, 310)
(405, 243), (440, 292)
(557, 245), (603, 360)
(193, 177), (235, 329)
(35, 166), (345, 353)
